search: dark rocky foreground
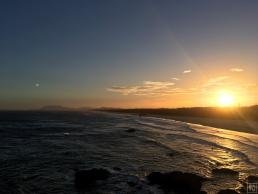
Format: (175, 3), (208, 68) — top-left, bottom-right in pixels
(75, 168), (111, 189)
(217, 189), (238, 194)
(73, 168), (258, 193)
(147, 171), (207, 194)
(73, 168), (245, 194)
(212, 168), (239, 176)
(74, 168), (208, 193)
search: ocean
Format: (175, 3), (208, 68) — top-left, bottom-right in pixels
(0, 111), (257, 194)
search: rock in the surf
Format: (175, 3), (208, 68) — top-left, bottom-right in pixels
(217, 189), (239, 194)
(74, 168), (111, 189)
(125, 128), (136, 133)
(246, 175), (258, 183)
(147, 171), (206, 193)
(212, 168), (239, 176)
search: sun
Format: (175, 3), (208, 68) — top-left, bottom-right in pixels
(218, 91), (235, 107)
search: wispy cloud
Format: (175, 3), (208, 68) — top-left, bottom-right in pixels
(108, 75), (256, 100)
(107, 86), (139, 95)
(107, 80), (200, 96)
(172, 77), (180, 81)
(107, 81), (179, 96)
(144, 81), (175, 86)
(202, 76), (230, 88)
(230, 68), (244, 72)
(183, 70), (191, 74)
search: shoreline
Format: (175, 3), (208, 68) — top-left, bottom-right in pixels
(139, 114), (258, 135)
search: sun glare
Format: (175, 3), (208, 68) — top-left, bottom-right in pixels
(218, 91), (235, 107)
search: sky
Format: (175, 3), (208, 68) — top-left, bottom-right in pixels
(0, 0), (257, 109)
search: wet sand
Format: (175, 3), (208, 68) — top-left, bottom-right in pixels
(144, 114), (258, 134)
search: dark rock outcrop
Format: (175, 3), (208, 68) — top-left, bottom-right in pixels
(246, 175), (258, 183)
(127, 175), (139, 187)
(217, 189), (238, 194)
(239, 175), (258, 193)
(113, 166), (122, 171)
(212, 168), (239, 176)
(125, 128), (136, 133)
(166, 152), (175, 157)
(147, 171), (206, 193)
(74, 168), (111, 190)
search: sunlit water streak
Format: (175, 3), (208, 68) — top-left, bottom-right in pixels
(0, 111), (257, 193)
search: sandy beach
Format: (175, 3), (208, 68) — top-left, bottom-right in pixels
(145, 114), (258, 135)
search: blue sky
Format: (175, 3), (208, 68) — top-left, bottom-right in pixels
(0, 0), (257, 109)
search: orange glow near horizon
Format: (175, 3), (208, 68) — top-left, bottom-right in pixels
(217, 91), (235, 107)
